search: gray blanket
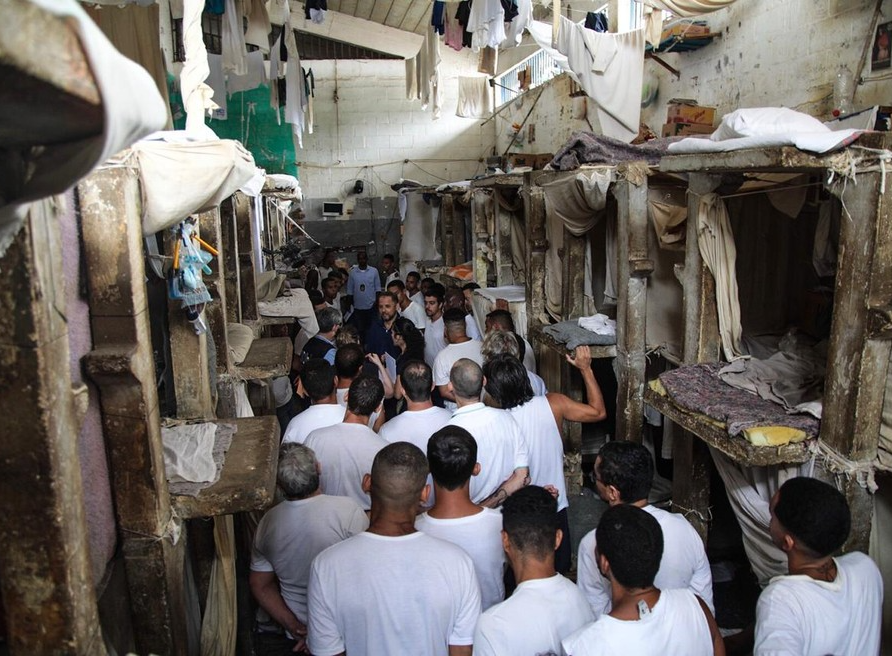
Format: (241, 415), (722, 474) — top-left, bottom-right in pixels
(542, 320), (617, 349)
(550, 131), (686, 171)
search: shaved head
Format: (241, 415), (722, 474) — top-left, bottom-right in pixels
(450, 358), (484, 400)
(370, 442), (429, 510)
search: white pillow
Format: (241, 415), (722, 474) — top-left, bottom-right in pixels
(712, 107), (830, 142)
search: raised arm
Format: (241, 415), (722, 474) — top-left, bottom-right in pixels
(479, 467), (530, 508)
(549, 346), (607, 426)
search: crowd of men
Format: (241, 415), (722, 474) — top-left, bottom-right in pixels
(252, 250), (882, 656)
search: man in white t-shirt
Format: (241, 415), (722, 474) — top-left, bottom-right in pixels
(576, 441), (714, 617)
(423, 283), (447, 366)
(387, 279), (427, 330)
(481, 330), (547, 396)
(378, 360), (452, 451)
(304, 376), (388, 510)
(446, 359), (530, 507)
(282, 359), (345, 445)
(754, 477), (882, 656)
(562, 505), (723, 656)
(308, 442), (481, 656)
(435, 309), (484, 407)
(484, 348), (606, 574)
(417, 425), (506, 610)
(250, 443), (368, 654)
(406, 271), (423, 306)
(475, 486), (594, 655)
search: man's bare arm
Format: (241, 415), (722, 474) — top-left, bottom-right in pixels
(550, 346), (606, 425)
(448, 646), (472, 656)
(249, 571), (307, 648)
(480, 467), (530, 508)
(438, 383), (456, 402)
(697, 596), (726, 656)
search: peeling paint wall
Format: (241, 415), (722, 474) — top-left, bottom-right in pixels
(297, 48), (496, 207)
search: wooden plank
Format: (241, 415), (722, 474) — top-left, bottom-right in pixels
(472, 189), (493, 286)
(171, 416), (280, 519)
(441, 193), (456, 267)
(471, 173), (525, 188)
(78, 165), (190, 655)
(524, 182), (548, 328)
(234, 192), (258, 321)
(0, 201), (107, 655)
(614, 174), (650, 443)
(235, 336), (293, 380)
(198, 208), (231, 375)
(220, 197), (242, 324)
(820, 171), (891, 462)
(453, 196), (468, 265)
(494, 189), (515, 285)
(644, 386), (815, 466)
(562, 229), (586, 319)
(671, 430), (712, 542)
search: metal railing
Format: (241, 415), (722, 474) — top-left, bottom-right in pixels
(493, 48), (563, 108)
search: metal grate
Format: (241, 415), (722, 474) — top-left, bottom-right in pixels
(171, 12), (224, 62)
(493, 48), (563, 108)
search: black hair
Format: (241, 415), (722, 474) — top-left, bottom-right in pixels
(427, 426), (477, 491)
(425, 282), (446, 303)
(399, 359), (433, 402)
(450, 358), (484, 400)
(371, 441), (429, 507)
(421, 276), (436, 286)
(596, 504), (663, 589)
(347, 375), (384, 416)
(300, 359), (336, 402)
(378, 291), (399, 305)
(774, 477), (851, 557)
(483, 354), (533, 410)
(486, 309), (515, 332)
(597, 441), (654, 503)
(335, 343), (365, 378)
(406, 271), (421, 282)
(443, 308), (467, 332)
(383, 253), (395, 261)
(462, 282), (481, 291)
(308, 288), (324, 306)
(502, 486), (559, 559)
(391, 317), (425, 362)
(387, 279), (406, 292)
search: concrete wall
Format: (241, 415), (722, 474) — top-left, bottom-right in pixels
(297, 47), (495, 203)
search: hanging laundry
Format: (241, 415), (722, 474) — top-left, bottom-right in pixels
(405, 57), (418, 100)
(244, 0), (271, 53)
(305, 0), (327, 24)
(227, 50), (267, 95)
(478, 46), (497, 76)
(584, 11), (608, 32)
(444, 2), (464, 51)
(555, 16), (644, 143)
(500, 0), (518, 23)
(282, 13), (308, 146)
(206, 53), (228, 119)
(268, 32), (282, 116)
(431, 1), (446, 36)
(503, 0), (531, 48)
(467, 0), (506, 51)
(204, 0), (224, 14)
(416, 26), (442, 120)
(221, 0), (248, 75)
(455, 1), (474, 49)
(304, 68), (315, 134)
(456, 76), (492, 118)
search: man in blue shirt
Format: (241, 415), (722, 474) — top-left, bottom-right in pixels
(345, 250), (380, 340)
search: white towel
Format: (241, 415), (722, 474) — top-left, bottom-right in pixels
(456, 77), (492, 118)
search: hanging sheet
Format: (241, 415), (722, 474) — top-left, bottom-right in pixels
(400, 192), (441, 263)
(697, 193), (743, 360)
(0, 0), (166, 258)
(540, 169), (614, 235)
(456, 77), (492, 118)
(221, 0), (248, 75)
(556, 17), (645, 143)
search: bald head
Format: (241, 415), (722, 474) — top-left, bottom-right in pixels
(369, 442), (429, 510)
(450, 358), (484, 401)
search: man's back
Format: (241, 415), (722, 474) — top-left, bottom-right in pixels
(305, 423), (387, 510)
(474, 573), (593, 656)
(448, 403), (529, 503)
(508, 396), (568, 511)
(416, 508), (505, 610)
(281, 404), (345, 445)
(562, 588), (713, 656)
(378, 406), (453, 452)
(577, 504), (713, 616)
(433, 340), (484, 389)
(250, 495), (368, 624)
(308, 531), (481, 656)
(754, 551), (882, 656)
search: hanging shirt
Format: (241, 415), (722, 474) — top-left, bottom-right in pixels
(431, 1), (446, 35)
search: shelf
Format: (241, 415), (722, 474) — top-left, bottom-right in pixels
(171, 416), (281, 519)
(529, 324), (617, 360)
(235, 336), (293, 380)
(644, 385), (815, 466)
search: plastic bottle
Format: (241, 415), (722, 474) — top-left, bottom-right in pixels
(833, 65), (854, 116)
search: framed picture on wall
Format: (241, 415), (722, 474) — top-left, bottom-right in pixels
(872, 21), (891, 71)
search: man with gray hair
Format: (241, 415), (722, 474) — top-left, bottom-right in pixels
(302, 306), (341, 365)
(250, 443), (368, 655)
(446, 358), (530, 507)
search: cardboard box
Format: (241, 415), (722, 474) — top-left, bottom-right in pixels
(661, 22), (711, 40)
(666, 102), (716, 126)
(661, 122), (715, 137)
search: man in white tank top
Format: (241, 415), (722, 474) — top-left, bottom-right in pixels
(484, 346), (606, 572)
(562, 505), (724, 656)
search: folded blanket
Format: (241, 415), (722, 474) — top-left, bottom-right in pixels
(542, 320), (617, 349)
